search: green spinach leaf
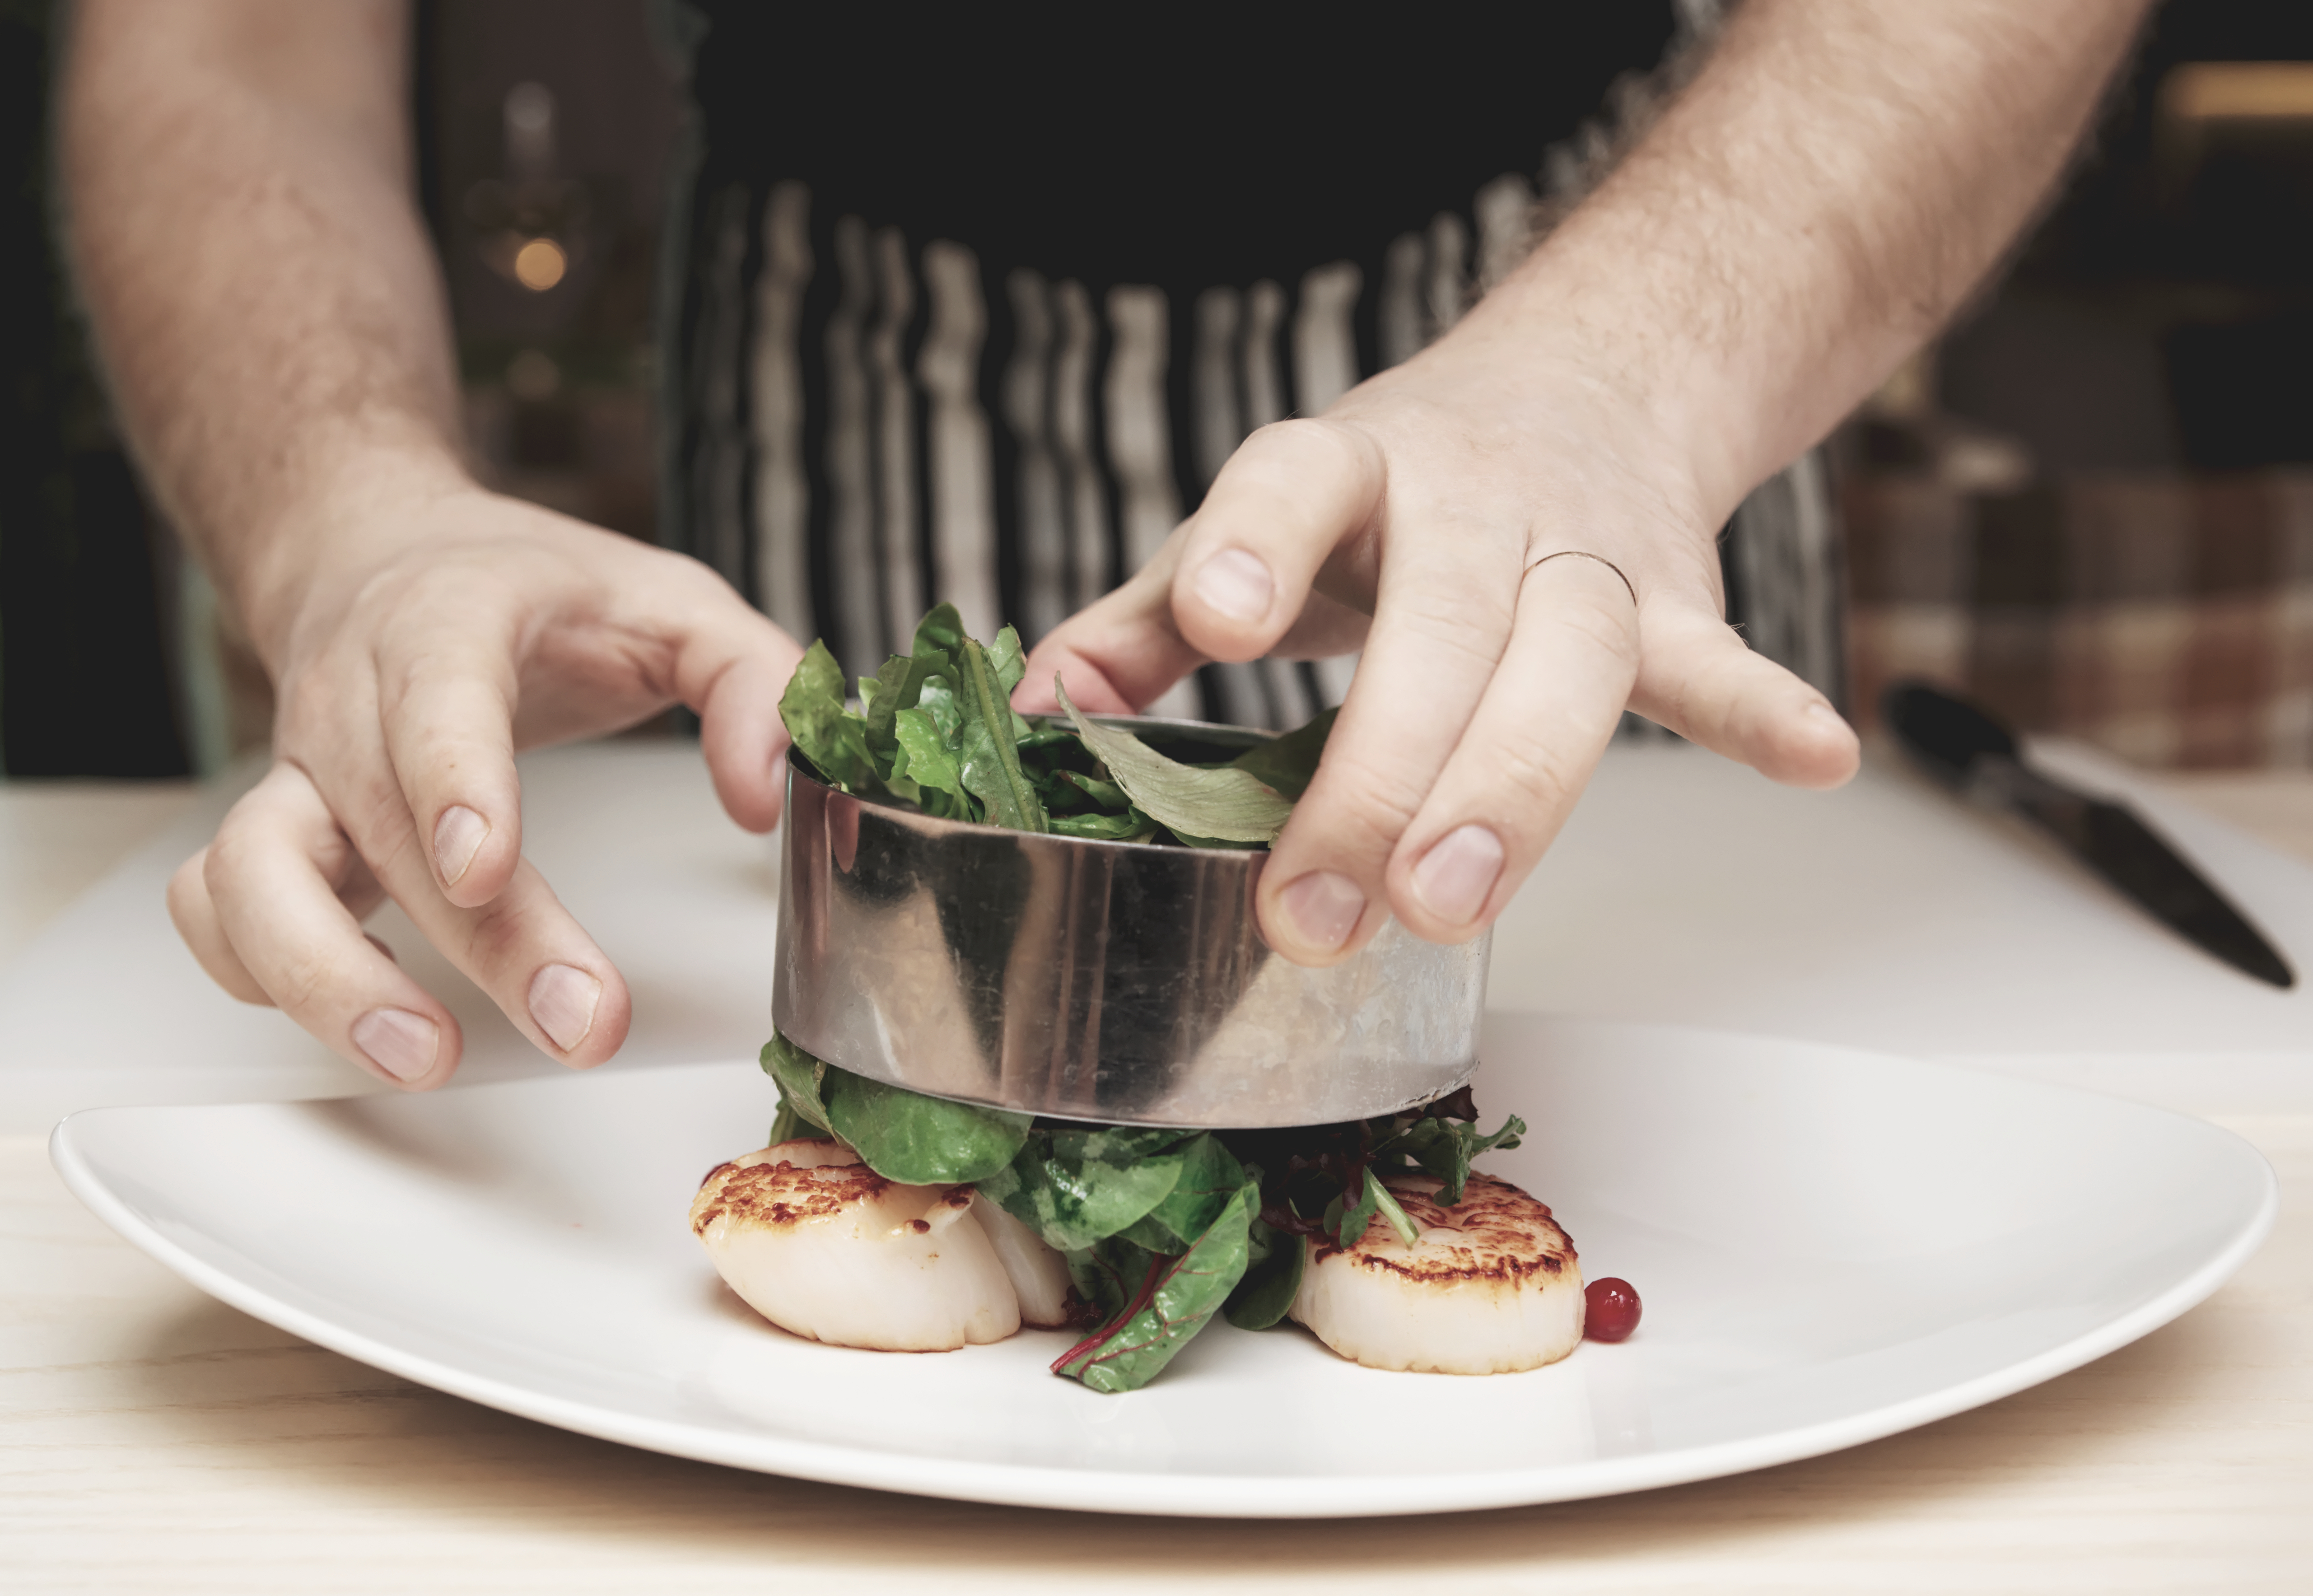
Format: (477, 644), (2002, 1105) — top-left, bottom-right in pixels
(980, 1134), (1185, 1251)
(910, 602), (967, 661)
(815, 1060), (1033, 1184)
(1048, 1125), (1194, 1164)
(777, 640), (876, 792)
(1223, 1215), (1306, 1330)
(986, 623), (1028, 696)
(760, 1031), (835, 1138)
(914, 675), (963, 743)
(1115, 1134), (1245, 1253)
(891, 705), (967, 813)
(864, 647), (950, 748)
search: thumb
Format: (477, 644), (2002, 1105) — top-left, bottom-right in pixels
(1017, 551), (1207, 715)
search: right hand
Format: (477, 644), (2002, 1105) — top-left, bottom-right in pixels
(1022, 317), (1859, 969)
(168, 483), (802, 1089)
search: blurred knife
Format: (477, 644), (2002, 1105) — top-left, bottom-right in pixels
(1883, 681), (2294, 989)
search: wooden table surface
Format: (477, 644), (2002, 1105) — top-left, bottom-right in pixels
(3, 769), (2308, 1593)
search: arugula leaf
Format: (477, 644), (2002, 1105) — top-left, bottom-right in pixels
(980, 1134), (1185, 1251)
(1367, 1169), (1421, 1248)
(956, 640), (1048, 832)
(1227, 705), (1337, 801)
(1223, 1215), (1306, 1331)
(1329, 1172), (1378, 1251)
(777, 640), (876, 792)
(1055, 1183), (1257, 1393)
(1055, 680), (1294, 844)
(1327, 1166), (1422, 1251)
(1382, 1111), (1525, 1205)
(1055, 769), (1130, 810)
(760, 1031), (835, 1139)
(1048, 808), (1159, 842)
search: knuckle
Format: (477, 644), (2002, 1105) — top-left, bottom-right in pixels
(1240, 416), (1373, 486)
(1527, 567), (1641, 655)
(1555, 593), (1641, 661)
(1310, 752), (1430, 858)
(1393, 588), (1516, 664)
(267, 943), (359, 1017)
(453, 889), (538, 979)
(1480, 731), (1582, 821)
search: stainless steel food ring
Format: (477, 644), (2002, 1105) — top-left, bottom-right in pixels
(772, 717), (1490, 1128)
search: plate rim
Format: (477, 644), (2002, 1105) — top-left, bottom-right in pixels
(47, 1024), (2280, 1519)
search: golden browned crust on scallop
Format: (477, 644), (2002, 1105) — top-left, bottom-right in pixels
(688, 1157), (978, 1238)
(1316, 1172), (1577, 1285)
(690, 1158), (893, 1236)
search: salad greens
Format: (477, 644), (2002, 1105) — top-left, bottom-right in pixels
(776, 602), (1333, 847)
(763, 608), (1522, 1392)
(760, 1031), (1523, 1393)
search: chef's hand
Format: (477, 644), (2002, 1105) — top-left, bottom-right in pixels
(1019, 0), (2157, 968)
(167, 486), (801, 1089)
(1020, 333), (1861, 967)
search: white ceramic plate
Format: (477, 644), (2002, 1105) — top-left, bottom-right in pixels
(50, 1017), (2274, 1518)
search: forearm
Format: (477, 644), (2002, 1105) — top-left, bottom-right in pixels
(1474, 0), (2150, 521)
(61, 0), (467, 669)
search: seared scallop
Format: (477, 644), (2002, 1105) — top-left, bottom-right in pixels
(1290, 1171), (1583, 1374)
(691, 1139), (1019, 1351)
(970, 1198), (1079, 1329)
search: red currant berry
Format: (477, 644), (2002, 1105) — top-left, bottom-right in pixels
(1584, 1277), (1641, 1343)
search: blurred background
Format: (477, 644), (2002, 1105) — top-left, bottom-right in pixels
(1, 0), (2309, 779)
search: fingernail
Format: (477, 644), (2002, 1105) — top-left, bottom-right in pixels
(434, 805), (489, 887)
(1411, 825), (1506, 928)
(351, 1007), (439, 1083)
(1193, 548), (1274, 624)
(1278, 871), (1365, 952)
(528, 963), (601, 1053)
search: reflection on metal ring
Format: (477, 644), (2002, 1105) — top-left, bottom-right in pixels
(773, 718), (1491, 1129)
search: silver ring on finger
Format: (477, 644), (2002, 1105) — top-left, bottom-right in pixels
(1520, 549), (1636, 607)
